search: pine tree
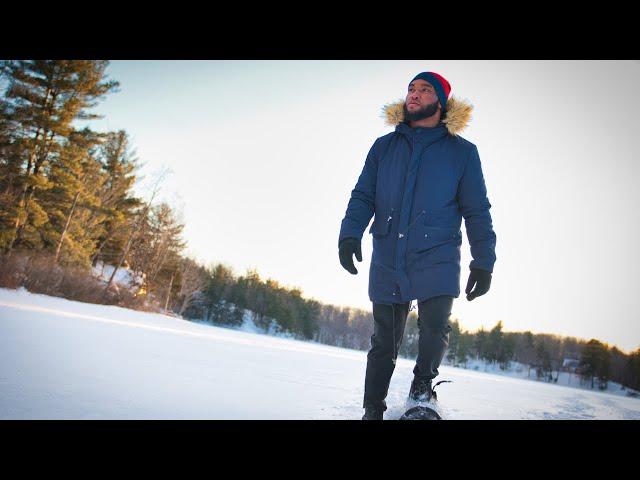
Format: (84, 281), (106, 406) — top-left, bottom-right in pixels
(623, 348), (640, 392)
(456, 332), (472, 368)
(535, 339), (552, 380)
(298, 299), (320, 340)
(499, 333), (516, 370)
(580, 339), (608, 388)
(487, 321), (504, 364)
(0, 90), (24, 247)
(596, 344), (611, 390)
(474, 327), (488, 363)
(91, 130), (141, 267)
(447, 319), (462, 365)
(38, 128), (105, 267)
(520, 331), (536, 377)
(0, 60), (118, 253)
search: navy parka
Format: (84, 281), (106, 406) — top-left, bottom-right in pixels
(338, 97), (497, 304)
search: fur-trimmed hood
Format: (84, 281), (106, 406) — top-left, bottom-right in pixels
(381, 96), (473, 136)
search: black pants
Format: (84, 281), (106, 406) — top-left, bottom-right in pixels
(363, 295), (454, 410)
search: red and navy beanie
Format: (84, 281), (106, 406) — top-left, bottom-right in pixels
(409, 71), (452, 111)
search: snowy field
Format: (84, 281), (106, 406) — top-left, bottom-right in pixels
(1, 287), (639, 420)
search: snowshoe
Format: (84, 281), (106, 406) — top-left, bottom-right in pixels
(399, 405), (442, 420)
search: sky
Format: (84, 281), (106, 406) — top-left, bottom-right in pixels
(84, 60), (640, 353)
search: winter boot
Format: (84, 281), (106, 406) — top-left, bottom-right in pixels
(362, 405), (384, 420)
(407, 377), (435, 405)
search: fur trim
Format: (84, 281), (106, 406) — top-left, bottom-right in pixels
(381, 96), (473, 136)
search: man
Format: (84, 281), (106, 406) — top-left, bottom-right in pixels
(338, 71), (497, 420)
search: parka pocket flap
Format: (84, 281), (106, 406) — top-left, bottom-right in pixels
(423, 225), (460, 241)
(368, 216), (392, 237)
(412, 225), (460, 251)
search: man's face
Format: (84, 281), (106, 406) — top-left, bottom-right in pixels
(404, 79), (440, 121)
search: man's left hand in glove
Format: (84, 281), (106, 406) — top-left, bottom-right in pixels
(465, 268), (492, 301)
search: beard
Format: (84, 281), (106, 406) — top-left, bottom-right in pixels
(403, 100), (440, 122)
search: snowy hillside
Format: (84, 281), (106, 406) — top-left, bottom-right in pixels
(92, 261), (144, 292)
(1, 287), (639, 420)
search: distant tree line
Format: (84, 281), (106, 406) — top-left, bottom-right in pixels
(1, 60), (638, 394)
(182, 265), (320, 339)
(439, 319), (640, 393)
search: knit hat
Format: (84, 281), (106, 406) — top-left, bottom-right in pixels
(409, 71), (451, 112)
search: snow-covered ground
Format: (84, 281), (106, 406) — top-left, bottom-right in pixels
(1, 287), (639, 420)
(92, 261), (144, 291)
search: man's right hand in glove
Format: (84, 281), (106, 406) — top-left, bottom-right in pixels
(339, 237), (362, 275)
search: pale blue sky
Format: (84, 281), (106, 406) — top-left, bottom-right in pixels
(86, 60), (640, 353)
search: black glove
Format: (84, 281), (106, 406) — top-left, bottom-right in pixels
(465, 268), (492, 301)
(339, 237), (362, 275)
